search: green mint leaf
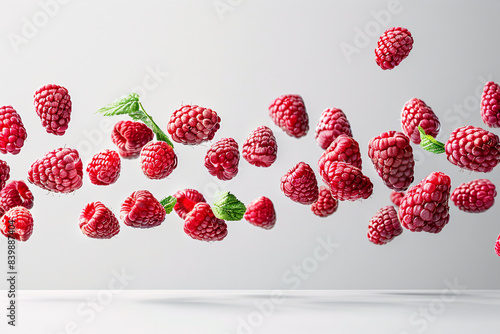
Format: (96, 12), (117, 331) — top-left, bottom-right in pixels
(160, 196), (177, 214)
(212, 191), (246, 221)
(418, 126), (445, 154)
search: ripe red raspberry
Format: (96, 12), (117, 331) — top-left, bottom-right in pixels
(398, 171), (451, 233)
(0, 207), (34, 242)
(311, 185), (338, 217)
(318, 134), (362, 185)
(79, 201), (120, 239)
(367, 206), (403, 245)
(86, 149), (121, 186)
(120, 190), (166, 228)
(322, 161), (373, 201)
(390, 190), (405, 207)
(27, 147), (83, 193)
(401, 98), (441, 144)
(244, 196), (276, 229)
(0, 106), (27, 155)
(481, 81), (500, 128)
(204, 138), (240, 181)
(280, 162), (319, 205)
(140, 141), (177, 179)
(445, 126), (500, 173)
(315, 108), (353, 150)
(451, 179), (496, 213)
(496, 234), (500, 256)
(0, 181), (34, 215)
(167, 105), (221, 145)
(111, 120), (154, 159)
(375, 27), (413, 70)
(242, 126), (278, 167)
(269, 94), (309, 138)
(368, 131), (415, 191)
(184, 202), (228, 241)
(0, 160), (10, 191)
(33, 84), (72, 136)
(173, 189), (206, 220)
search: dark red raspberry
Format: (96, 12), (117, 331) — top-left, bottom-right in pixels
(140, 141), (177, 179)
(244, 196), (276, 229)
(445, 126), (500, 173)
(0, 106), (27, 155)
(496, 235), (500, 256)
(0, 160), (10, 191)
(368, 131), (414, 191)
(27, 147), (83, 193)
(0, 181), (34, 215)
(86, 149), (121, 186)
(33, 84), (72, 136)
(269, 94), (309, 138)
(375, 27), (413, 70)
(311, 185), (338, 217)
(120, 190), (166, 228)
(451, 179), (496, 213)
(184, 202), (228, 241)
(173, 189), (206, 220)
(398, 171), (451, 233)
(322, 161), (373, 201)
(315, 108), (352, 150)
(0, 206), (34, 242)
(79, 201), (120, 239)
(401, 98), (440, 144)
(390, 190), (405, 207)
(280, 162), (319, 205)
(318, 134), (362, 185)
(204, 138), (240, 181)
(367, 206), (403, 245)
(481, 81), (500, 128)
(167, 105), (221, 145)
(242, 126), (278, 167)
(111, 120), (154, 159)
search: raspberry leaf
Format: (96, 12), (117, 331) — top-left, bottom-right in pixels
(160, 196), (177, 214)
(213, 191), (246, 221)
(418, 126), (445, 154)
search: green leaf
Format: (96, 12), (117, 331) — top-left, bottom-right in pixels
(160, 196), (177, 214)
(418, 126), (445, 154)
(212, 192), (246, 221)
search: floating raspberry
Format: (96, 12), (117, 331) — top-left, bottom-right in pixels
(86, 149), (121, 186)
(0, 206), (34, 242)
(367, 206), (402, 245)
(27, 147), (83, 193)
(402, 98), (440, 144)
(173, 189), (206, 220)
(398, 171), (451, 233)
(315, 108), (352, 150)
(242, 126), (278, 167)
(184, 202), (228, 241)
(79, 201), (120, 239)
(280, 162), (319, 205)
(390, 190), (405, 207)
(318, 134), (362, 185)
(0, 106), (27, 155)
(140, 141), (177, 179)
(111, 120), (154, 159)
(311, 185), (338, 217)
(375, 27), (413, 70)
(481, 81), (500, 128)
(322, 161), (373, 201)
(120, 190), (166, 228)
(496, 234), (500, 256)
(244, 196), (276, 229)
(204, 138), (240, 181)
(451, 179), (496, 213)
(33, 84), (72, 135)
(269, 94), (309, 138)
(167, 105), (221, 145)
(0, 181), (34, 215)
(0, 160), (10, 191)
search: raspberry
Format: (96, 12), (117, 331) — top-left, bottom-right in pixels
(322, 161), (373, 201)
(280, 162), (319, 205)
(318, 134), (362, 185)
(367, 206), (403, 245)
(111, 120), (154, 159)
(86, 149), (121, 186)
(204, 138), (240, 181)
(0, 160), (10, 191)
(173, 189), (206, 220)
(315, 108), (352, 150)
(0, 181), (34, 214)
(375, 27), (413, 70)
(311, 185), (338, 217)
(27, 147), (83, 193)
(496, 234), (500, 256)
(451, 179), (496, 213)
(140, 141), (177, 180)
(184, 202), (228, 241)
(79, 201), (120, 239)
(398, 171), (451, 233)
(368, 131), (415, 191)
(120, 190), (166, 228)
(33, 84), (72, 136)
(481, 81), (500, 128)
(390, 190), (405, 207)
(167, 105), (221, 145)
(242, 126), (278, 167)
(0, 106), (27, 155)
(445, 126), (500, 173)
(401, 98), (440, 144)
(269, 94), (309, 138)
(244, 196), (276, 229)
(0, 207), (34, 242)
